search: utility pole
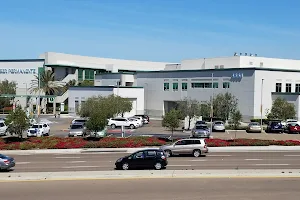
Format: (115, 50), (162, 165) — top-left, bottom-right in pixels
(210, 73), (214, 132)
(260, 79), (264, 131)
(37, 68), (41, 124)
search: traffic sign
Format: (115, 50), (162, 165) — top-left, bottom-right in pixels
(48, 97), (54, 103)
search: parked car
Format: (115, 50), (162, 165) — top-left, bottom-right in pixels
(192, 124), (211, 138)
(115, 149), (167, 170)
(71, 118), (87, 125)
(68, 123), (87, 137)
(134, 115), (150, 124)
(128, 117), (143, 127)
(265, 120), (283, 133)
(0, 154), (15, 171)
(27, 123), (50, 137)
(0, 120), (8, 136)
(159, 138), (208, 157)
(246, 122), (262, 133)
(195, 120), (206, 125)
(85, 127), (107, 138)
(285, 122), (300, 134)
(108, 117), (139, 129)
(212, 121), (225, 132)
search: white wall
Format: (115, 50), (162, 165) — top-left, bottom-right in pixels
(41, 52), (169, 72)
(240, 56), (300, 69)
(254, 70), (300, 119)
(181, 57), (240, 70)
(113, 87), (144, 115)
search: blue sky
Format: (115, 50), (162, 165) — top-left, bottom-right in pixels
(1, 0), (300, 62)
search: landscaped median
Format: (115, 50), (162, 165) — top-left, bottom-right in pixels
(0, 137), (300, 150)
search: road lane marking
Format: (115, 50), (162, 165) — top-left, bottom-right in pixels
(55, 157), (81, 159)
(61, 166), (100, 168)
(188, 160), (207, 162)
(244, 159), (263, 161)
(209, 155), (232, 157)
(284, 155), (300, 157)
(253, 164), (290, 166)
(168, 165), (192, 167)
(16, 162), (31, 164)
(66, 161), (86, 163)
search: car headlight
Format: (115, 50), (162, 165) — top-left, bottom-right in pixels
(116, 158), (123, 162)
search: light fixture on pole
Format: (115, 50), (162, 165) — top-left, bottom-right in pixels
(210, 73), (214, 132)
(260, 79), (264, 130)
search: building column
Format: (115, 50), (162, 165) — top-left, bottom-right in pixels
(53, 97), (56, 115)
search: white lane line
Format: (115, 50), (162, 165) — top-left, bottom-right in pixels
(188, 160), (207, 162)
(244, 159), (263, 161)
(55, 157), (81, 159)
(61, 166), (100, 169)
(209, 155), (232, 157)
(168, 165), (192, 167)
(66, 161), (86, 163)
(284, 155), (300, 157)
(253, 164), (290, 166)
(16, 154), (32, 156)
(16, 162), (31, 164)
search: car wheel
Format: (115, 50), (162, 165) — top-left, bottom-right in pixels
(122, 162), (129, 170)
(129, 124), (135, 129)
(154, 162), (162, 170)
(193, 149), (201, 157)
(164, 150), (172, 157)
(111, 124), (116, 129)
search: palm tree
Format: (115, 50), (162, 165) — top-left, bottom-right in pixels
(29, 70), (63, 95)
(62, 79), (77, 93)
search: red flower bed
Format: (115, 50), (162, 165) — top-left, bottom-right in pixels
(0, 137), (300, 150)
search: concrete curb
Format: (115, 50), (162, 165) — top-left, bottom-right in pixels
(1, 169), (300, 181)
(2, 146), (300, 155)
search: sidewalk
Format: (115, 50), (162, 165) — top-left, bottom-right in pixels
(2, 146), (300, 155)
(1, 169), (300, 181)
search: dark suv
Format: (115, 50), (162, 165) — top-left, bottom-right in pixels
(265, 120), (283, 133)
(115, 149), (167, 170)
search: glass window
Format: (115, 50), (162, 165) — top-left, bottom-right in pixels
(173, 83), (178, 91)
(146, 151), (156, 157)
(164, 83), (169, 91)
(223, 82), (230, 88)
(213, 82), (218, 88)
(296, 84), (300, 93)
(193, 140), (201, 144)
(134, 151), (144, 159)
(78, 69), (83, 81)
(175, 140), (187, 145)
(286, 83), (291, 93)
(275, 83), (282, 92)
(85, 69), (94, 80)
(191, 83), (204, 88)
(182, 82), (188, 90)
(204, 83), (211, 88)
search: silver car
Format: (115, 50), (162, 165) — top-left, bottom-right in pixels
(0, 154), (15, 171)
(68, 123), (86, 137)
(212, 121), (226, 132)
(159, 138), (208, 157)
(192, 124), (211, 138)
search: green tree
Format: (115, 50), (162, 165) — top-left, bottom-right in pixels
(267, 97), (296, 120)
(0, 79), (17, 109)
(199, 101), (211, 118)
(29, 70), (63, 95)
(107, 95), (132, 117)
(5, 106), (30, 138)
(177, 97), (200, 130)
(162, 109), (180, 140)
(213, 92), (238, 121)
(230, 109), (242, 139)
(85, 111), (108, 133)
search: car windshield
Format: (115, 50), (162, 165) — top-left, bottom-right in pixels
(32, 125), (42, 128)
(250, 122), (260, 126)
(71, 124), (83, 129)
(0, 122), (5, 127)
(0, 154), (8, 159)
(289, 123), (299, 126)
(74, 120), (86, 123)
(214, 122), (223, 125)
(196, 125), (207, 129)
(271, 122), (281, 126)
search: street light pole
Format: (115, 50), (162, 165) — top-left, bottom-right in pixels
(211, 73), (214, 132)
(37, 68), (41, 123)
(260, 79), (264, 131)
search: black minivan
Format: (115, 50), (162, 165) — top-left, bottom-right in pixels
(115, 149), (167, 170)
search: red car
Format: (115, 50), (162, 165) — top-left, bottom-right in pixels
(286, 123), (300, 134)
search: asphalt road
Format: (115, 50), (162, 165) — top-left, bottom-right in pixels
(4, 151), (300, 173)
(1, 178), (300, 200)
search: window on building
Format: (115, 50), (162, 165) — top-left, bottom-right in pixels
(164, 83), (169, 91)
(286, 83), (292, 93)
(78, 69), (83, 81)
(213, 82), (218, 88)
(191, 82), (204, 88)
(296, 84), (300, 93)
(182, 83), (188, 91)
(85, 69), (94, 80)
(173, 83), (178, 91)
(275, 83), (282, 92)
(223, 82), (230, 88)
(191, 82), (218, 88)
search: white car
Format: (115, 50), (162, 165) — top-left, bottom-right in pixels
(132, 116), (144, 126)
(0, 121), (7, 136)
(128, 117), (142, 127)
(108, 117), (139, 129)
(27, 123), (50, 137)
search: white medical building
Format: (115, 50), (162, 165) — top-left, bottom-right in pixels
(1, 52), (300, 121)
